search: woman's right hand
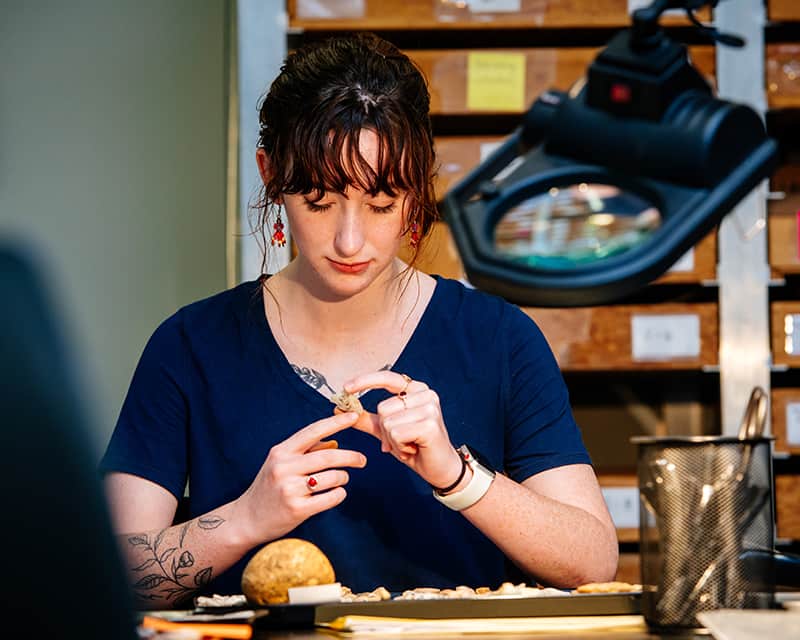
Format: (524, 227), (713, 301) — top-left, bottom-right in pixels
(234, 411), (366, 546)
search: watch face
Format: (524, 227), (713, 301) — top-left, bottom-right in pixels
(459, 444), (497, 475)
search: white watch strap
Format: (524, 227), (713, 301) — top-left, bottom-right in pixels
(432, 458), (495, 511)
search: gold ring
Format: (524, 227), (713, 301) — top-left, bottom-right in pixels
(399, 394), (408, 409)
(399, 373), (412, 395)
(307, 475), (318, 491)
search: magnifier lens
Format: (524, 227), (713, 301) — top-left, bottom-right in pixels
(492, 183), (661, 269)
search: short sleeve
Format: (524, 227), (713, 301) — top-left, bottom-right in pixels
(98, 313), (190, 499)
(502, 306), (591, 483)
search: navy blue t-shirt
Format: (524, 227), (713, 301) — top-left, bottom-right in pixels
(100, 276), (590, 595)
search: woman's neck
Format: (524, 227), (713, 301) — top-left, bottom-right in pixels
(266, 258), (416, 343)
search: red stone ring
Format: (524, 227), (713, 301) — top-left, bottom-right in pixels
(306, 475), (318, 491)
(398, 373), (412, 396)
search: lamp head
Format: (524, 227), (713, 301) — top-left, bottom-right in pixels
(442, 0), (777, 307)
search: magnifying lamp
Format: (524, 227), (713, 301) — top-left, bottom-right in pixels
(442, 0), (779, 307)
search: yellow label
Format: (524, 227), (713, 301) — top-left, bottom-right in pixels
(467, 52), (526, 112)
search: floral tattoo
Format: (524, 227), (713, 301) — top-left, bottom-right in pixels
(128, 514), (225, 603)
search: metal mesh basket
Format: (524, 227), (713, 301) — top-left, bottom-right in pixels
(633, 436), (775, 632)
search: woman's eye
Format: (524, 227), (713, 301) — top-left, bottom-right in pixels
(369, 202), (396, 214)
(305, 200), (332, 212)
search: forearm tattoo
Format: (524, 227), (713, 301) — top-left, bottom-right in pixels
(127, 514), (225, 603)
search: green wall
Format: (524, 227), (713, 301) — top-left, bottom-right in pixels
(0, 0), (230, 456)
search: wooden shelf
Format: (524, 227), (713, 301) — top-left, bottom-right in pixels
(767, 44), (800, 110)
(768, 192), (800, 276)
(777, 475), (800, 540)
(409, 46), (714, 116)
(288, 0), (709, 31)
(522, 303), (719, 371)
(597, 473), (639, 544)
(769, 0), (800, 23)
(434, 135), (505, 196)
(616, 552), (641, 585)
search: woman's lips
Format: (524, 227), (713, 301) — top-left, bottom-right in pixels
(328, 259), (370, 274)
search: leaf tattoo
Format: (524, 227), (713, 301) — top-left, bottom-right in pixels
(195, 567), (213, 587)
(127, 513), (225, 603)
(198, 515), (224, 530)
(178, 521), (191, 548)
(128, 535), (149, 547)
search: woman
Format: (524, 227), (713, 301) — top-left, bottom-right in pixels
(101, 33), (617, 609)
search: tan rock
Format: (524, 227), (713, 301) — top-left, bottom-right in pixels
(241, 538), (335, 605)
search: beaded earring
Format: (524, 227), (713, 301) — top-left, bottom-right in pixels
(271, 212), (286, 247)
(409, 221), (420, 249)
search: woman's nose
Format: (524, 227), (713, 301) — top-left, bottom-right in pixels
(333, 208), (366, 257)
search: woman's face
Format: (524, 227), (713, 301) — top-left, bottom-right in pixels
(281, 129), (409, 298)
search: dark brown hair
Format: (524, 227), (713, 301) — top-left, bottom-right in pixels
(253, 33), (438, 271)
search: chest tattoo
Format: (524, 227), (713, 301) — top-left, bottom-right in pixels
(291, 364), (336, 394)
(290, 362), (394, 396)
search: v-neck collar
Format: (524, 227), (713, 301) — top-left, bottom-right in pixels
(250, 276), (442, 409)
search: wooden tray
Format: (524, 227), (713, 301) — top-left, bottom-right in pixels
(251, 592), (642, 630)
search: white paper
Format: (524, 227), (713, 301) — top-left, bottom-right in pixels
(786, 402), (800, 446)
(467, 0), (522, 13)
(627, 0), (683, 17)
(631, 314), (701, 361)
(295, 0), (365, 19)
(667, 248), (695, 272)
(786, 314), (800, 355)
(601, 487), (639, 529)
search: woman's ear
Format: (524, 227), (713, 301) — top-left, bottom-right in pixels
(256, 148), (283, 205)
(255, 148), (271, 186)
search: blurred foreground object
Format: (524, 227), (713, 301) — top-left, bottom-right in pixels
(0, 241), (137, 639)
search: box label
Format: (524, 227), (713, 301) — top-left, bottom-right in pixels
(467, 52), (526, 112)
(295, 0), (365, 19)
(785, 314), (800, 355)
(467, 0), (522, 12)
(602, 487), (640, 529)
(787, 402), (800, 446)
(631, 314), (701, 361)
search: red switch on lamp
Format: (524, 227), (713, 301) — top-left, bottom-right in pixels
(610, 83), (632, 104)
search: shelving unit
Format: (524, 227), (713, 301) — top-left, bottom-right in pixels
(765, 0), (800, 553)
(279, 0), (799, 584)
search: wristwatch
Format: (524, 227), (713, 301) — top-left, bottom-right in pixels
(432, 444), (496, 511)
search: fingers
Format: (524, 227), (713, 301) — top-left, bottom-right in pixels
(344, 371), (428, 397)
(308, 439), (338, 452)
(286, 411), (359, 452)
(378, 388), (439, 417)
(304, 469), (350, 494)
(334, 405), (384, 441)
(295, 447), (367, 475)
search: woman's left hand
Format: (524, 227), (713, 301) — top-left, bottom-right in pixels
(339, 371), (464, 490)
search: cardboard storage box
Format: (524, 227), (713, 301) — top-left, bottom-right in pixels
(289, 0), (709, 30)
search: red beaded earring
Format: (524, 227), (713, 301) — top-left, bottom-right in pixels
(409, 221), (420, 249)
(271, 212), (286, 247)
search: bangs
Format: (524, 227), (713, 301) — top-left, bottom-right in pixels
(276, 109), (429, 200)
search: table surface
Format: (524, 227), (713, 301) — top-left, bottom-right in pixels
(248, 627), (702, 639)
